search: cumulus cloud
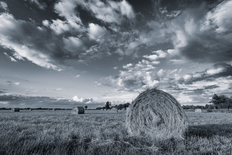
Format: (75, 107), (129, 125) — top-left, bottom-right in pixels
(88, 23), (106, 41)
(99, 59), (168, 91)
(54, 0), (83, 32)
(72, 95), (93, 103)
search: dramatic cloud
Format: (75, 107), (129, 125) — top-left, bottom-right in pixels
(166, 2), (232, 62)
(0, 13), (62, 70)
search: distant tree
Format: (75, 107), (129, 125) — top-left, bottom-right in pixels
(85, 106), (88, 110)
(123, 103), (130, 110)
(209, 94), (228, 109)
(117, 104), (124, 110)
(224, 97), (232, 110)
(96, 107), (102, 110)
(105, 101), (111, 110)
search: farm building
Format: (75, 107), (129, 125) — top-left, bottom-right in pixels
(71, 107), (85, 114)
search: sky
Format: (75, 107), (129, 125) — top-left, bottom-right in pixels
(0, 0), (232, 108)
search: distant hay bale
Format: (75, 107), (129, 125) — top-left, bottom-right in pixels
(195, 108), (202, 113)
(12, 108), (20, 112)
(71, 107), (85, 114)
(126, 88), (188, 140)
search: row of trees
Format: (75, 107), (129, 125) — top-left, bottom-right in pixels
(96, 101), (130, 110)
(182, 94), (232, 110)
(209, 94), (232, 109)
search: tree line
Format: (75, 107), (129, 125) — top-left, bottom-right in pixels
(182, 94), (232, 110)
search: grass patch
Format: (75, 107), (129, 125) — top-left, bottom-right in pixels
(0, 110), (232, 154)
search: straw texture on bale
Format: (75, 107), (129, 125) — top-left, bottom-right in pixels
(71, 107), (85, 114)
(195, 109), (202, 113)
(12, 108), (20, 112)
(126, 88), (188, 140)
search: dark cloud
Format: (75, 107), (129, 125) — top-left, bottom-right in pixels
(0, 94), (103, 108)
(0, 91), (6, 94)
(204, 85), (219, 90)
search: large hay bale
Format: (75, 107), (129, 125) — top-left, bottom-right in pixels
(12, 108), (20, 112)
(71, 107), (85, 114)
(126, 88), (188, 140)
(195, 108), (202, 113)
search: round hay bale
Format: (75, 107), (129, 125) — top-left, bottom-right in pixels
(71, 107), (85, 114)
(12, 108), (20, 112)
(126, 88), (188, 140)
(194, 108), (202, 113)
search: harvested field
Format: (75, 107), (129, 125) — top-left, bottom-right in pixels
(0, 110), (232, 154)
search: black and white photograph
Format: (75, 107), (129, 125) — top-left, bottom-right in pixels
(0, 0), (232, 154)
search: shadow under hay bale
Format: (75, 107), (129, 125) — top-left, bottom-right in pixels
(12, 108), (20, 112)
(71, 107), (85, 114)
(126, 88), (188, 140)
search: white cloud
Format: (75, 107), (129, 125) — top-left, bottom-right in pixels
(0, 1), (8, 11)
(72, 95), (93, 103)
(153, 50), (167, 58)
(76, 75), (80, 78)
(0, 13), (62, 71)
(55, 88), (62, 91)
(119, 0), (135, 19)
(54, 0), (82, 27)
(206, 67), (224, 75)
(42, 20), (49, 27)
(4, 52), (17, 62)
(0, 35), (60, 71)
(14, 82), (20, 85)
(143, 50), (167, 62)
(49, 19), (70, 35)
(88, 23), (106, 41)
(122, 63), (133, 69)
(202, 1), (232, 33)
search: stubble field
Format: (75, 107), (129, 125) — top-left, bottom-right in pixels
(0, 110), (232, 155)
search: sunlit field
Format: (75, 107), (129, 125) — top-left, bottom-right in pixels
(1, 110), (232, 155)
